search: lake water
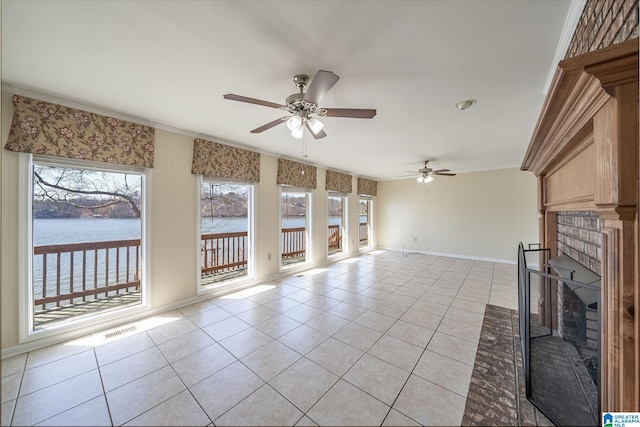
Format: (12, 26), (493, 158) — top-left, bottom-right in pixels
(34, 218), (142, 246)
(34, 216), (353, 245)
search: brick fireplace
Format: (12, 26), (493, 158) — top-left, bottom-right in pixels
(521, 38), (638, 413)
(557, 211), (601, 275)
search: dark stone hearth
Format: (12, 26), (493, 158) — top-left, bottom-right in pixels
(462, 305), (551, 426)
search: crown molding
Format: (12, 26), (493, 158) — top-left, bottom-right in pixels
(542, 0), (586, 96)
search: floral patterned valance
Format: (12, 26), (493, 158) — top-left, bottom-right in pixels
(325, 170), (352, 193)
(357, 177), (378, 196)
(191, 138), (260, 182)
(277, 158), (317, 189)
(4, 95), (155, 168)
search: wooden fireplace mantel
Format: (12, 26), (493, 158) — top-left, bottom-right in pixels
(521, 38), (639, 412)
(522, 39), (638, 178)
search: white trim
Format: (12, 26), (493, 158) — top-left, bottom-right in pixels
(196, 176), (204, 295)
(247, 185), (256, 282)
(141, 168), (152, 309)
(279, 186), (312, 272)
(358, 197), (374, 252)
(327, 193), (347, 258)
(18, 154), (33, 343)
(384, 246), (517, 265)
(543, 0), (586, 95)
(20, 157), (151, 344)
(197, 179), (256, 294)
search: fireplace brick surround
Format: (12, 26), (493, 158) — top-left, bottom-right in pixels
(557, 211), (602, 275)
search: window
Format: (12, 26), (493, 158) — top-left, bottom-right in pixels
(281, 186), (310, 267)
(359, 197), (373, 249)
(30, 157), (145, 330)
(328, 193), (346, 256)
(200, 180), (253, 288)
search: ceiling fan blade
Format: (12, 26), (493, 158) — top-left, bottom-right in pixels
(223, 94), (285, 110)
(323, 108), (377, 119)
(304, 70), (339, 104)
(305, 122), (327, 139)
(250, 117), (288, 133)
(435, 172), (456, 176)
(433, 169), (450, 173)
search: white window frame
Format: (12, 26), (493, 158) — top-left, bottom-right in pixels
(280, 185), (312, 271)
(197, 177), (255, 294)
(328, 192), (348, 257)
(18, 154), (152, 344)
(359, 196), (374, 251)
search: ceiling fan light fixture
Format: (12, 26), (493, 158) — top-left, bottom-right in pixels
(224, 70), (376, 139)
(286, 115), (303, 131)
(417, 175), (424, 183)
(455, 99), (477, 111)
(307, 117), (324, 134)
(425, 175), (434, 183)
(291, 127), (304, 139)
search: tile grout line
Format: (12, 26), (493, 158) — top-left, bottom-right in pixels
(91, 340), (116, 427)
(6, 353), (28, 427)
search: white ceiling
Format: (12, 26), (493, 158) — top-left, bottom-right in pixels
(2, 0), (575, 180)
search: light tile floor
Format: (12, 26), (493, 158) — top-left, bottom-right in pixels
(1, 251), (518, 426)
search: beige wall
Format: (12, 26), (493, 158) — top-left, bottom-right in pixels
(1, 93), (20, 349)
(148, 129), (200, 308)
(377, 168), (538, 262)
(0, 91), (372, 353)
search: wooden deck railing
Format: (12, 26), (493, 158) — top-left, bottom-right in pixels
(281, 227), (306, 260)
(34, 225), (349, 309)
(328, 224), (341, 253)
(33, 239), (141, 310)
(201, 227), (310, 277)
(201, 231), (248, 277)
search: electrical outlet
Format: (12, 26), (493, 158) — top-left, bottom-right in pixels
(267, 253), (271, 261)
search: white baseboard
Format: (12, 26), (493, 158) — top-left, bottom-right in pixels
(383, 246), (517, 265)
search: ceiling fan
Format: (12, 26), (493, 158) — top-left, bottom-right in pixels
(223, 70), (376, 139)
(406, 160), (456, 183)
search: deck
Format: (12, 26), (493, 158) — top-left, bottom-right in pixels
(34, 291), (141, 328)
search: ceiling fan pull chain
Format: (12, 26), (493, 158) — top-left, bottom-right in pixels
(302, 132), (308, 158)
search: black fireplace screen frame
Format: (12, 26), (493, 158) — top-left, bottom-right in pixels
(517, 242), (601, 427)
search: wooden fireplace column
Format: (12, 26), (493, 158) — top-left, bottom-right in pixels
(522, 39), (639, 412)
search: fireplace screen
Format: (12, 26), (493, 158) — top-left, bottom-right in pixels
(518, 243), (600, 426)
